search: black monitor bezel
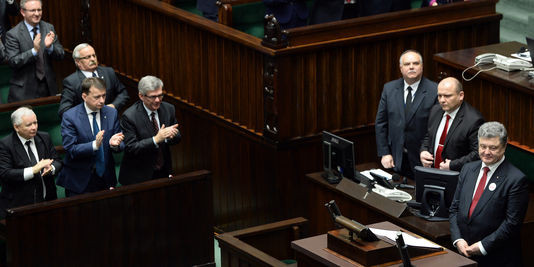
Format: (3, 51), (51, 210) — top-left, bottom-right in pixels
(322, 131), (357, 183)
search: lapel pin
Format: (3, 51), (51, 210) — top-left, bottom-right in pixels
(489, 183), (496, 191)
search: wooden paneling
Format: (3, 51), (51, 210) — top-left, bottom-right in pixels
(5, 170), (214, 267)
(43, 0), (502, 231)
(434, 42), (534, 149)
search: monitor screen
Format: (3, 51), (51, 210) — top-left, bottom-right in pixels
(414, 166), (459, 221)
(322, 131), (356, 184)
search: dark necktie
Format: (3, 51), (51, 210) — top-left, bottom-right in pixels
(92, 112), (105, 177)
(434, 114), (450, 168)
(405, 86), (413, 119)
(151, 112), (164, 170)
(469, 167), (490, 218)
(26, 140), (44, 202)
(32, 27), (45, 80)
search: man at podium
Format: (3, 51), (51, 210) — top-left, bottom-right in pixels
(449, 122), (529, 266)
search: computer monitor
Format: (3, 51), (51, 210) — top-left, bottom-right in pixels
(322, 131), (357, 184)
(526, 37), (534, 63)
(414, 166), (459, 221)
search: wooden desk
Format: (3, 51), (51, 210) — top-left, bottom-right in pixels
(302, 170), (452, 248)
(433, 42), (534, 150)
(291, 221), (476, 267)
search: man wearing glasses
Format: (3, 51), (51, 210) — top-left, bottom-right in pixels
(5, 0), (64, 103)
(119, 75), (181, 186)
(58, 43), (129, 117)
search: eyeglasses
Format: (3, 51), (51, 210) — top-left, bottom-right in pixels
(77, 54), (97, 60)
(23, 8), (42, 13)
(144, 94), (164, 100)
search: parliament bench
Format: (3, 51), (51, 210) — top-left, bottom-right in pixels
(216, 217), (308, 266)
(1, 170), (214, 266)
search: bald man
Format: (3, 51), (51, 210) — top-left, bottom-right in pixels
(420, 77), (484, 171)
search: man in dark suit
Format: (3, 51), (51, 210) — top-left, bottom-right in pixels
(5, 0), (64, 103)
(449, 122), (529, 267)
(58, 43), (129, 117)
(57, 77), (124, 197)
(375, 50), (437, 178)
(420, 77), (484, 171)
(0, 107), (62, 218)
(0, 0), (18, 43)
(264, 0), (308, 30)
(119, 75), (181, 185)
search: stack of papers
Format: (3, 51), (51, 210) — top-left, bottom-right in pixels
(361, 169), (393, 180)
(369, 228), (441, 249)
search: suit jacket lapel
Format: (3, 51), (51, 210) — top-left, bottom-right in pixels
(406, 81), (427, 123)
(34, 134), (46, 161)
(463, 163), (480, 219)
(76, 70), (86, 84)
(470, 162), (506, 219)
(393, 81), (406, 124)
(429, 108), (444, 148)
(77, 105), (93, 141)
(444, 102), (464, 147)
(19, 22), (33, 50)
(137, 102), (155, 132)
(12, 133), (32, 167)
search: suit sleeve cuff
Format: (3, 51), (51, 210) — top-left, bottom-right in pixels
(23, 167), (34, 181)
(477, 241), (487, 255)
(152, 137), (159, 148)
(92, 141), (98, 151)
(452, 238), (463, 247)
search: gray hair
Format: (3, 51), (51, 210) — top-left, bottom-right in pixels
(478, 121), (507, 146)
(21, 0), (41, 9)
(138, 75), (163, 95)
(399, 49), (423, 66)
(72, 43), (91, 62)
(11, 107), (36, 126)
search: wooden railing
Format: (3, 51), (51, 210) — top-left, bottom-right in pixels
(4, 170), (214, 267)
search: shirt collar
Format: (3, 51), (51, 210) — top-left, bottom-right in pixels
(482, 155), (505, 174)
(16, 133), (34, 146)
(404, 79), (421, 91)
(445, 104), (460, 119)
(81, 69), (98, 78)
(84, 102), (99, 114)
(142, 103), (157, 117)
(24, 20), (38, 33)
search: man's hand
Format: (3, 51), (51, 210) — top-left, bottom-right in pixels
(456, 239), (470, 257)
(420, 151), (434, 167)
(33, 33), (41, 52)
(439, 159), (451, 170)
(154, 124), (179, 144)
(109, 132), (124, 147)
(107, 104), (116, 109)
(44, 31), (55, 48)
(32, 159), (53, 175)
(466, 243), (482, 256)
(381, 154), (395, 169)
(95, 130), (105, 148)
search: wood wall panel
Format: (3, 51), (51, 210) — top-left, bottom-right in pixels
(84, 0), (265, 134)
(42, 0), (502, 231)
(6, 171), (214, 266)
(437, 61), (534, 149)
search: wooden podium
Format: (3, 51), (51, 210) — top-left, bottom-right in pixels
(291, 221), (477, 267)
(327, 228), (442, 266)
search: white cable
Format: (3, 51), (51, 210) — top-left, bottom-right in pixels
(462, 63), (498, 81)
